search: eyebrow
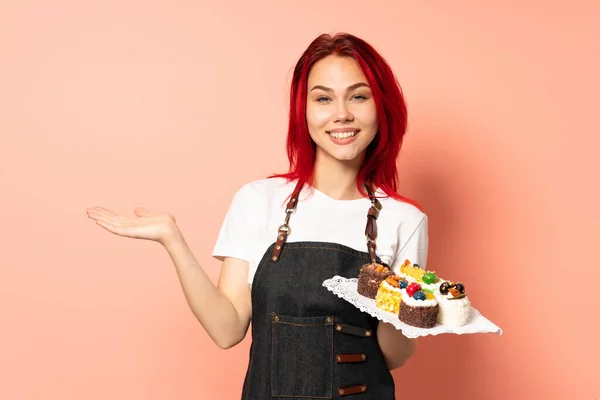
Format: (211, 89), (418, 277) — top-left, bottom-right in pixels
(310, 82), (370, 92)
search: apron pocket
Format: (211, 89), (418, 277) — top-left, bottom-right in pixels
(270, 313), (334, 398)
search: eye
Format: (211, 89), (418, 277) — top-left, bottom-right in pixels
(316, 96), (331, 103)
(351, 94), (368, 101)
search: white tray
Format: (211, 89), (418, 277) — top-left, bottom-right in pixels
(323, 276), (503, 339)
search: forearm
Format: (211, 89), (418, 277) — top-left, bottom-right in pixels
(377, 322), (417, 370)
(162, 229), (247, 348)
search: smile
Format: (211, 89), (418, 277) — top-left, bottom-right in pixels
(327, 130), (359, 139)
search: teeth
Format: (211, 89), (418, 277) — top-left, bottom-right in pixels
(329, 131), (358, 139)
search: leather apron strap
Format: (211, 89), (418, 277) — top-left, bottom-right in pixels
(270, 180), (381, 264)
(364, 184), (381, 264)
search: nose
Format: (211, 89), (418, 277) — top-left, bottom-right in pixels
(334, 101), (354, 122)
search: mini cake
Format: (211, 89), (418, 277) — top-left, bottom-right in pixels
(398, 282), (439, 328)
(357, 263), (394, 299)
(435, 281), (472, 326)
(399, 259), (425, 281)
(398, 259), (440, 291)
(375, 275), (405, 314)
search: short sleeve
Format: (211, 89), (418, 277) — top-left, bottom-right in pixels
(212, 183), (259, 262)
(390, 214), (429, 273)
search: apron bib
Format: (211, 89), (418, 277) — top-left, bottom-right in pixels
(241, 181), (396, 399)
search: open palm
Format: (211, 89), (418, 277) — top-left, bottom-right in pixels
(86, 206), (177, 244)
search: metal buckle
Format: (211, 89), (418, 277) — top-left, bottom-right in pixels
(370, 201), (381, 212)
(278, 224), (291, 235)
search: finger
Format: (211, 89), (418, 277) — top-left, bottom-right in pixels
(86, 211), (102, 221)
(89, 209), (126, 225)
(95, 219), (118, 234)
(134, 207), (150, 217)
(87, 206), (110, 213)
(88, 207), (120, 219)
(87, 211), (114, 225)
(96, 219), (132, 237)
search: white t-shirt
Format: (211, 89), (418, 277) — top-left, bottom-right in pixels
(212, 177), (429, 287)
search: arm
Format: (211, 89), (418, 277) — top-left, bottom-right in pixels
(379, 213), (428, 369)
(163, 228), (252, 350)
(377, 322), (416, 370)
(163, 183), (261, 349)
(86, 205), (252, 350)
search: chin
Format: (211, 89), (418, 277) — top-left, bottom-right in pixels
(325, 149), (363, 163)
(334, 154), (360, 162)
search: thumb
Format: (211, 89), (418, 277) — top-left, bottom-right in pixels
(134, 207), (151, 217)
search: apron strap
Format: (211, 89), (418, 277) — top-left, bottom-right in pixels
(270, 180), (382, 264)
(364, 183), (381, 264)
(270, 179), (303, 262)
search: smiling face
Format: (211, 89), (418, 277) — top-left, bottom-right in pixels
(306, 55), (379, 165)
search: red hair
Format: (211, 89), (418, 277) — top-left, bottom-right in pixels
(268, 32), (422, 211)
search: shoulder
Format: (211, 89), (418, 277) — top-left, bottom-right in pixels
(229, 177), (294, 210)
(379, 195), (427, 226)
(379, 195), (428, 243)
(238, 177), (294, 200)
(245, 176), (293, 194)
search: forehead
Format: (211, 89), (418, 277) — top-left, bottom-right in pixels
(307, 55), (367, 88)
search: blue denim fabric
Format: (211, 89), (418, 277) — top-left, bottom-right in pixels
(241, 241), (396, 399)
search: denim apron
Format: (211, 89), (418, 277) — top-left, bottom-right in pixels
(241, 181), (396, 399)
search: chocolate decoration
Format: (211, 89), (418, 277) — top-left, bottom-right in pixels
(452, 282), (465, 294)
(357, 263), (394, 298)
(446, 282), (466, 300)
(439, 281), (451, 295)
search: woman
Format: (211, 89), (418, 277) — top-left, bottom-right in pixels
(87, 32), (428, 399)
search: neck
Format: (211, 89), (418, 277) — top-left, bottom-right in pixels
(311, 150), (366, 200)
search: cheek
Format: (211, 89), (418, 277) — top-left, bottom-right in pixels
(306, 104), (332, 128)
(356, 106), (379, 143)
(349, 101), (378, 126)
(360, 105), (379, 127)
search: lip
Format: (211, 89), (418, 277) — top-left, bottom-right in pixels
(327, 130), (360, 146)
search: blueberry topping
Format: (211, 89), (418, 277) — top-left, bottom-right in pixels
(413, 291), (426, 301)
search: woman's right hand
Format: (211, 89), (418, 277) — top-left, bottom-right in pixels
(86, 206), (179, 245)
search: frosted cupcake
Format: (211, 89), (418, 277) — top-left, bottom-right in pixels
(398, 282), (439, 328)
(398, 259), (439, 291)
(357, 263), (394, 299)
(435, 281), (472, 326)
(375, 275), (404, 314)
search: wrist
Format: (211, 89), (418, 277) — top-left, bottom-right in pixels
(160, 222), (183, 248)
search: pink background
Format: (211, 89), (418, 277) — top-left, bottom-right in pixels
(1, 1), (598, 399)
